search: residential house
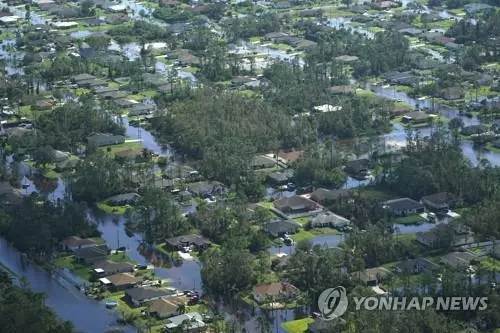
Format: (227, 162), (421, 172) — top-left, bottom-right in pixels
(334, 55), (359, 63)
(164, 312), (205, 332)
(115, 149), (142, 160)
(128, 103), (156, 116)
(263, 220), (300, 237)
(100, 272), (139, 291)
(415, 223), (469, 248)
(328, 85), (355, 95)
(125, 287), (173, 307)
(273, 196), (320, 215)
(402, 111), (432, 124)
(87, 133), (125, 147)
(344, 159), (373, 179)
(395, 258), (439, 275)
(461, 125), (488, 137)
(266, 169), (294, 185)
(187, 181), (226, 197)
(252, 282), (300, 303)
(72, 73), (95, 83)
(383, 198), (425, 216)
(464, 3), (493, 15)
(0, 181), (22, 206)
(35, 99), (55, 110)
(105, 193), (141, 206)
(311, 212), (350, 229)
(79, 43), (97, 59)
(115, 98), (139, 108)
(147, 295), (187, 319)
(309, 188), (351, 205)
(308, 317), (346, 333)
(92, 260), (135, 276)
(440, 252), (480, 269)
(164, 234), (211, 252)
(382, 71), (418, 87)
(420, 192), (456, 213)
(74, 245), (110, 264)
(441, 87), (465, 101)
(352, 267), (391, 286)
(278, 150), (303, 164)
(61, 236), (98, 251)
(251, 155), (276, 169)
(77, 78), (107, 88)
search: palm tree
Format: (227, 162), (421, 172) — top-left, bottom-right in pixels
(176, 303), (186, 315)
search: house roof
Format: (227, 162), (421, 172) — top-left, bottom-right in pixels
(403, 111), (430, 120)
(278, 150), (303, 163)
(125, 287), (172, 302)
(165, 234), (210, 247)
(396, 258), (439, 272)
(263, 220), (300, 235)
(61, 236), (97, 247)
(440, 252), (478, 268)
(421, 192), (455, 207)
(253, 282), (299, 297)
(345, 158), (371, 171)
(92, 260), (135, 272)
(352, 267), (391, 283)
(165, 312), (205, 329)
(147, 295), (186, 316)
(274, 195), (318, 211)
(328, 85), (355, 95)
(105, 272), (139, 286)
(105, 193), (140, 204)
(72, 73), (95, 82)
(87, 133), (124, 142)
(74, 245), (109, 259)
(310, 188), (351, 202)
(334, 55), (359, 62)
(251, 155), (276, 168)
(311, 212), (350, 227)
(383, 198), (423, 211)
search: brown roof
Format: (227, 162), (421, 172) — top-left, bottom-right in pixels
(278, 150), (303, 163)
(115, 149), (142, 158)
(148, 295), (186, 316)
(253, 282), (299, 296)
(106, 272), (139, 286)
(274, 195), (319, 211)
(61, 236), (97, 247)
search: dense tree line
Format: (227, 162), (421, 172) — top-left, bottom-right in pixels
(0, 195), (98, 256)
(222, 13), (282, 42)
(149, 87), (315, 184)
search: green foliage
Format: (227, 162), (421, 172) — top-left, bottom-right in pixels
(1, 196), (99, 255)
(0, 271), (76, 333)
(222, 13), (282, 41)
(127, 187), (188, 245)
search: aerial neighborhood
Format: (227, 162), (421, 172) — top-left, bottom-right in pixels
(0, 0), (499, 332)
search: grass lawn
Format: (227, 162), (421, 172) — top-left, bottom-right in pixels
(269, 43), (294, 51)
(291, 228), (339, 242)
(485, 144), (500, 154)
(24, 161), (60, 180)
(293, 216), (311, 226)
(52, 255), (92, 281)
(249, 36), (262, 43)
(183, 66), (199, 73)
(393, 214), (426, 225)
(127, 89), (158, 101)
(96, 201), (129, 215)
(394, 233), (417, 244)
(108, 252), (136, 264)
(186, 303), (210, 314)
(282, 318), (314, 333)
(392, 85), (412, 93)
(257, 201), (273, 209)
(479, 257), (500, 273)
(367, 26), (385, 33)
(100, 141), (142, 155)
(355, 88), (377, 98)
